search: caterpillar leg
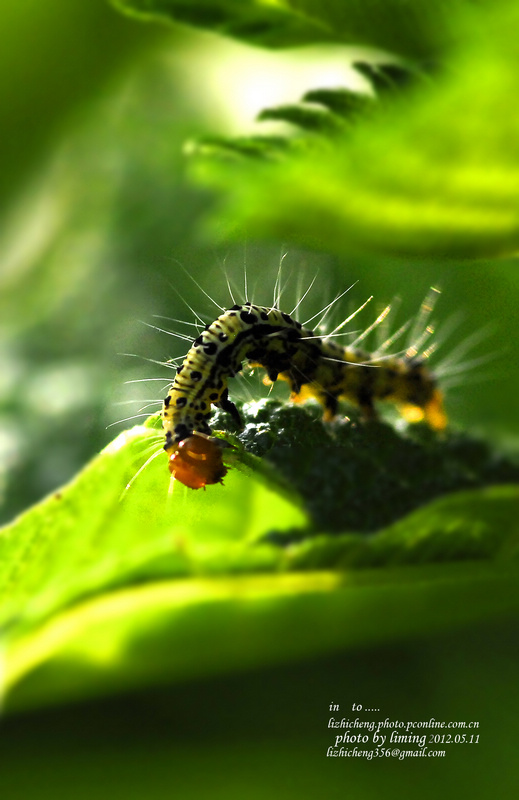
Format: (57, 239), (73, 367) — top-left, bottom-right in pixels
(217, 388), (243, 429)
(323, 394), (339, 423)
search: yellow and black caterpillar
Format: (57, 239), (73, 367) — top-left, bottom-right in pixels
(161, 296), (446, 489)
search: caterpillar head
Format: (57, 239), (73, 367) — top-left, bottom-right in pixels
(168, 436), (227, 490)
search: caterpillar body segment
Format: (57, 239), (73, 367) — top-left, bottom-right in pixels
(162, 300), (447, 489)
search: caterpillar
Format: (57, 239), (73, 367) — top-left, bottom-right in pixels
(161, 289), (447, 489)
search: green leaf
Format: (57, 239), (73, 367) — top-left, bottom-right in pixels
(112, 0), (475, 58)
(302, 87), (374, 118)
(0, 425), (307, 637)
(5, 551), (519, 711)
(192, 0), (519, 259)
(287, 484), (519, 569)
(186, 134), (292, 161)
(257, 104), (344, 134)
(216, 400), (519, 533)
(1, 406), (518, 711)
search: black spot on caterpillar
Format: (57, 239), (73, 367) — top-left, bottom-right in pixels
(162, 291), (447, 489)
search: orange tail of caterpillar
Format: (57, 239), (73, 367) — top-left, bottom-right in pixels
(161, 289), (448, 490)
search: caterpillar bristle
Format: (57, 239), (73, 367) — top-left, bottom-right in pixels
(139, 320), (193, 343)
(119, 353), (184, 370)
(302, 282), (358, 328)
(107, 411), (159, 428)
(433, 323), (495, 378)
(121, 444), (165, 497)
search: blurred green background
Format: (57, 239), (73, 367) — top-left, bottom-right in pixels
(1, 1), (518, 798)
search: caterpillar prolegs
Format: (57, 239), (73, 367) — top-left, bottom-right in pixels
(162, 291), (447, 489)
